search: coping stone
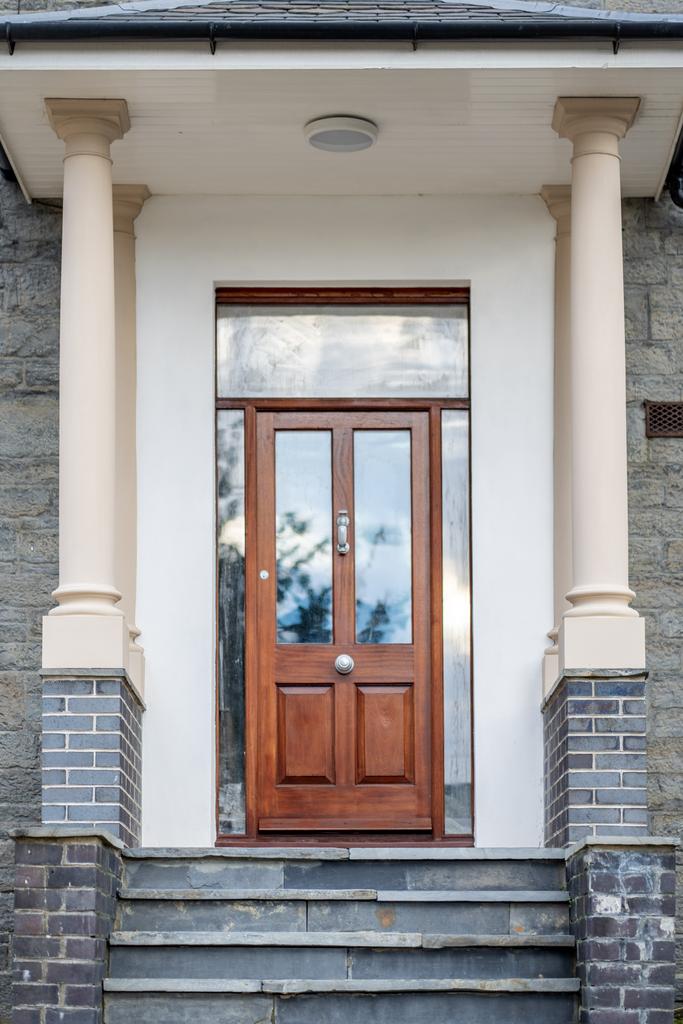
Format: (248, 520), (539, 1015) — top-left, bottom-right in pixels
(566, 834), (680, 858)
(124, 847), (349, 859)
(119, 887), (378, 901)
(109, 929), (423, 947)
(11, 824), (125, 851)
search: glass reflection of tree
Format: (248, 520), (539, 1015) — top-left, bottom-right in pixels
(356, 523), (410, 644)
(277, 511), (332, 643)
(217, 414), (246, 834)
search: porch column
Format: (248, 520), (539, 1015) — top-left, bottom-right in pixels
(114, 185), (150, 698)
(552, 98), (645, 671)
(541, 186), (572, 695)
(42, 99), (130, 669)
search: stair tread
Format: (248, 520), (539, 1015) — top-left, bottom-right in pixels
(104, 977), (580, 995)
(119, 888), (568, 903)
(109, 930), (576, 948)
(119, 888), (378, 901)
(123, 847), (567, 862)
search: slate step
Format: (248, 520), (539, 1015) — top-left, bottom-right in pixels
(108, 939), (575, 981)
(104, 990), (578, 1024)
(122, 847), (567, 893)
(110, 929), (576, 947)
(104, 978), (580, 994)
(116, 892), (570, 935)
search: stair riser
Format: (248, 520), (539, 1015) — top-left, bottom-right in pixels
(117, 898), (569, 935)
(104, 990), (576, 1024)
(108, 944), (574, 980)
(122, 858), (565, 893)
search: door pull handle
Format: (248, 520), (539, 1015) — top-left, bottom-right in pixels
(336, 510), (350, 555)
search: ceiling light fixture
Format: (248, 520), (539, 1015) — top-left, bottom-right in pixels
(304, 116), (378, 152)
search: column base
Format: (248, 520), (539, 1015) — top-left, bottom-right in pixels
(41, 671), (143, 847)
(42, 612), (129, 671)
(543, 670), (647, 848)
(560, 615), (646, 672)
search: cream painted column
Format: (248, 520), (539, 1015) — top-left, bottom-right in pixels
(553, 98), (645, 670)
(114, 186), (150, 698)
(42, 99), (131, 669)
(541, 186), (572, 694)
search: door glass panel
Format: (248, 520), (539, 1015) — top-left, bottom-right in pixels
(276, 431), (333, 643)
(217, 304), (469, 398)
(216, 410), (246, 835)
(355, 430), (412, 644)
(442, 411), (472, 835)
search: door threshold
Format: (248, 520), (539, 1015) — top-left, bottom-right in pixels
(215, 834), (475, 848)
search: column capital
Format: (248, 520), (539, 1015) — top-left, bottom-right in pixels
(541, 185), (571, 237)
(113, 185), (151, 235)
(45, 98), (130, 158)
(552, 97), (640, 144)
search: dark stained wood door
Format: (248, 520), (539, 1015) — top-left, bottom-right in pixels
(254, 411), (431, 832)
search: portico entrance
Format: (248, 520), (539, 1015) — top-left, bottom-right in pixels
(215, 289), (473, 843)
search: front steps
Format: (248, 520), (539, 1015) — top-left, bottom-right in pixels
(104, 847), (579, 1024)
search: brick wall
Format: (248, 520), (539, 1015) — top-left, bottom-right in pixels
(41, 676), (143, 847)
(13, 831), (122, 1024)
(0, 178), (60, 1022)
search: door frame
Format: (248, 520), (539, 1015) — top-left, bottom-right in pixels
(215, 286), (474, 847)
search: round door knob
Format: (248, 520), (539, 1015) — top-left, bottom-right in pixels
(334, 654), (355, 675)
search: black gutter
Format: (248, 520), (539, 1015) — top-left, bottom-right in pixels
(666, 119), (683, 208)
(6, 16), (683, 45)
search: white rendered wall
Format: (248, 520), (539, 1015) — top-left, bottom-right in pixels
(135, 195), (554, 848)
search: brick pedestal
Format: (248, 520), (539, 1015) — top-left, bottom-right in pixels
(12, 829), (122, 1024)
(567, 837), (677, 1024)
(544, 670), (648, 847)
(40, 672), (143, 847)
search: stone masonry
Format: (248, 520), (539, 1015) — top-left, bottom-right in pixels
(12, 830), (122, 1024)
(0, 176), (60, 1023)
(41, 675), (143, 848)
(623, 195), (683, 999)
(544, 672), (649, 848)
(566, 838), (678, 1023)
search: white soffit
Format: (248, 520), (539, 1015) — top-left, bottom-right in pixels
(0, 59), (682, 197)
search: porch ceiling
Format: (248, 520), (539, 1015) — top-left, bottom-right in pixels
(1, 62), (682, 198)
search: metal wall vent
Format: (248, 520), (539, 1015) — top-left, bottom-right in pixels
(645, 401), (683, 438)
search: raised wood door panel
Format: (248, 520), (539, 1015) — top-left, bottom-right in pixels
(254, 411), (431, 832)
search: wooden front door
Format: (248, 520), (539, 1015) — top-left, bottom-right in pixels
(254, 411), (432, 833)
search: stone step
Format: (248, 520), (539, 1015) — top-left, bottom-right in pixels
(110, 929), (576, 947)
(122, 848), (566, 893)
(108, 939), (575, 981)
(105, 977), (579, 994)
(104, 989), (577, 1024)
(116, 894), (570, 935)
(119, 887), (568, 902)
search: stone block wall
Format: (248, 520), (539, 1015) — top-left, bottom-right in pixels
(567, 838), (677, 1023)
(0, 178), (60, 1021)
(623, 195), (683, 998)
(12, 830), (122, 1024)
(41, 676), (143, 847)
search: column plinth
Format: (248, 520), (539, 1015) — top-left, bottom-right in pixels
(42, 99), (131, 670)
(552, 97), (645, 671)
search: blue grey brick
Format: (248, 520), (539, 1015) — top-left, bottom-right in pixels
(96, 715), (124, 731)
(595, 754), (647, 770)
(94, 787), (121, 802)
(42, 697), (65, 713)
(68, 770), (120, 786)
(42, 735), (65, 750)
(42, 806), (66, 822)
(67, 698), (122, 714)
(43, 680), (94, 697)
(43, 787), (93, 804)
(596, 788), (647, 806)
(43, 715), (93, 732)
(95, 681), (123, 696)
(41, 770), (65, 786)
(594, 681), (645, 697)
(43, 752), (94, 768)
(69, 734), (119, 750)
(67, 804), (121, 822)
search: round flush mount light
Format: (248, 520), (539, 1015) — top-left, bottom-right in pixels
(304, 116), (378, 152)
